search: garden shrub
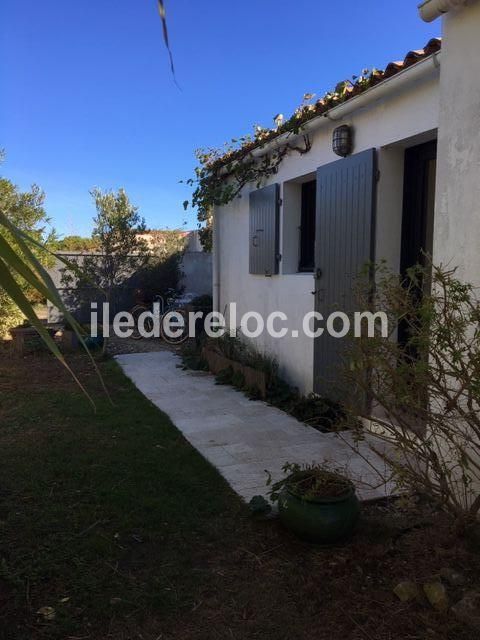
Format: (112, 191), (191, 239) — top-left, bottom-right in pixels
(181, 340), (208, 371)
(345, 261), (480, 528)
(0, 176), (55, 337)
(215, 366), (234, 386)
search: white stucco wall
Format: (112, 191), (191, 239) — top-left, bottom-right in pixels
(433, 1), (480, 284)
(215, 68), (439, 394)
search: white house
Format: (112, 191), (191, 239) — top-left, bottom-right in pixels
(211, 0), (480, 398)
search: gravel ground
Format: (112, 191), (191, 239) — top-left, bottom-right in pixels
(106, 335), (183, 356)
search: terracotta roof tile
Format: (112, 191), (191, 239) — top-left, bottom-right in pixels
(213, 37), (442, 170)
(383, 61), (406, 78)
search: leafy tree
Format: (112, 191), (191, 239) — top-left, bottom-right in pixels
(60, 188), (149, 319)
(52, 235), (100, 252)
(89, 189), (148, 302)
(90, 188), (148, 298)
(133, 230), (186, 303)
(0, 176), (56, 336)
(145, 229), (186, 259)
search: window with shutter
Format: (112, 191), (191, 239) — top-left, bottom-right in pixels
(249, 184), (280, 276)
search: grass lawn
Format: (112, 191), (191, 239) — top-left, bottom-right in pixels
(0, 350), (479, 639)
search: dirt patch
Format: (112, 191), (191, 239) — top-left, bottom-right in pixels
(157, 505), (479, 640)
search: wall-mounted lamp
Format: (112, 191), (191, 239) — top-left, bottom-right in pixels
(332, 125), (353, 158)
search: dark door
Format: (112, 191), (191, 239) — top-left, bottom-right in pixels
(313, 149), (377, 400)
(398, 140), (437, 348)
(298, 180), (316, 272)
(400, 140), (437, 275)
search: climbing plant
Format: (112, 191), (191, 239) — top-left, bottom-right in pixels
(184, 71), (381, 250)
(184, 135), (311, 251)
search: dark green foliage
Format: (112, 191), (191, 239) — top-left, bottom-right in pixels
(129, 230), (186, 303)
(248, 495), (272, 516)
(266, 462), (353, 503)
(132, 251), (184, 303)
(190, 293), (213, 311)
(180, 340), (209, 371)
(215, 366), (234, 386)
(265, 376), (297, 407)
(244, 385), (263, 400)
(59, 188), (149, 318)
(231, 369), (246, 390)
(0, 175), (56, 334)
(265, 377), (347, 433)
(83, 335), (104, 350)
(215, 367), (260, 397)
(52, 235), (100, 251)
(290, 396), (347, 432)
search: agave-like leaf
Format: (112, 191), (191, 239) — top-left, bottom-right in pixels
(0, 258), (96, 408)
(0, 233), (66, 308)
(0, 209), (111, 407)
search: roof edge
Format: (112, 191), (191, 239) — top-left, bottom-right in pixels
(248, 51), (441, 162)
(419, 0), (470, 22)
(210, 38), (442, 172)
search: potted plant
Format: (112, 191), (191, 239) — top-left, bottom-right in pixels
(81, 323), (104, 350)
(267, 463), (360, 543)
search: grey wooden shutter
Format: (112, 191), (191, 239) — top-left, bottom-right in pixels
(313, 149), (376, 400)
(249, 183), (280, 276)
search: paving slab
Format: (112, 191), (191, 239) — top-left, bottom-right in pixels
(116, 351), (394, 503)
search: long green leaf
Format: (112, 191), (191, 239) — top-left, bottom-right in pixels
(0, 233), (66, 306)
(0, 210), (111, 405)
(0, 210), (84, 308)
(0, 257), (96, 409)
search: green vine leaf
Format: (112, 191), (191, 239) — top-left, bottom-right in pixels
(182, 65), (384, 251)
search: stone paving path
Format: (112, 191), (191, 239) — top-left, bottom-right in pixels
(116, 351), (393, 503)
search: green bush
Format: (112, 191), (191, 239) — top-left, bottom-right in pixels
(180, 340), (208, 371)
(0, 292), (24, 338)
(0, 176), (56, 337)
(215, 367), (234, 386)
(190, 294), (213, 311)
(231, 369), (246, 390)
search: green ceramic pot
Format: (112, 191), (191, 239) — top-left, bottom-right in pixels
(84, 335), (104, 349)
(278, 481), (360, 544)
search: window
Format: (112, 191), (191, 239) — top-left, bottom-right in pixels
(298, 180), (316, 271)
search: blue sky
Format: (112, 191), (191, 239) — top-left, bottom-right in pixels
(0, 1), (440, 237)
